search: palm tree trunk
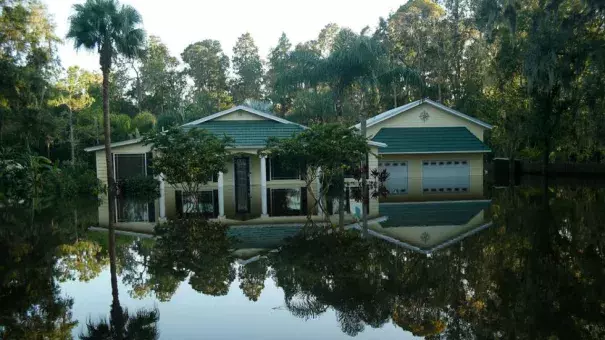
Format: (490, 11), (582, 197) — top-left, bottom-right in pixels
(102, 66), (120, 305)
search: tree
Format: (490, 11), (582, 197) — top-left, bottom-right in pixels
(143, 127), (233, 213)
(262, 124), (370, 228)
(138, 36), (185, 116)
(182, 40), (230, 96)
(132, 111), (156, 134)
(266, 33), (295, 116)
(50, 66), (96, 163)
(67, 0), (146, 318)
(231, 32), (264, 103)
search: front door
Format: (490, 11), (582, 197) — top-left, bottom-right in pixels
(234, 157), (250, 213)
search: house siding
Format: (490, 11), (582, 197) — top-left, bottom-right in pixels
(366, 103), (485, 141)
(215, 110), (265, 121)
(378, 153), (484, 201)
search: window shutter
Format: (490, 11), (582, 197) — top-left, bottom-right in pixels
(266, 158), (272, 181)
(213, 190), (219, 218)
(175, 190), (183, 217)
(148, 201), (156, 222)
(146, 152), (153, 177)
(300, 187), (308, 216)
(266, 189), (272, 216)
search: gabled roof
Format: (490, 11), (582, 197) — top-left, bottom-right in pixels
(353, 98), (493, 130)
(372, 127), (491, 154)
(182, 105), (305, 127)
(84, 105), (387, 152)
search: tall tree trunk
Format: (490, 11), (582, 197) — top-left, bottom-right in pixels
(392, 82), (397, 107)
(69, 108), (75, 163)
(102, 66), (119, 307)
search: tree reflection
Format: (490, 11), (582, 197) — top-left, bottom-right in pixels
(238, 258), (269, 301)
(0, 208), (79, 339)
(80, 300), (159, 340)
(150, 218), (236, 297)
(266, 183), (605, 339)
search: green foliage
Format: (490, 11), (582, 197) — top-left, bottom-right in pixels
(262, 124), (370, 221)
(143, 127), (233, 199)
(231, 32), (264, 103)
(138, 36), (185, 115)
(67, 0), (146, 72)
(116, 175), (159, 203)
(264, 123), (369, 179)
(132, 111), (156, 134)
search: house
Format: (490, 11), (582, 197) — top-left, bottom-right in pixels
(354, 98), (492, 201)
(85, 99), (492, 228)
(85, 105), (384, 227)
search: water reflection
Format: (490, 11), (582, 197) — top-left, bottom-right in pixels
(1, 180), (605, 339)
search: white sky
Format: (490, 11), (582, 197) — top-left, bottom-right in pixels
(44, 0), (404, 72)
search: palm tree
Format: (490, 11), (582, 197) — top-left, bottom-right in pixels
(67, 0), (145, 311)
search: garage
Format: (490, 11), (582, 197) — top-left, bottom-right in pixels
(378, 161), (408, 195)
(422, 160), (470, 193)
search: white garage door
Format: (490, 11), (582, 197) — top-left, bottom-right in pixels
(422, 160), (470, 193)
(379, 161), (408, 195)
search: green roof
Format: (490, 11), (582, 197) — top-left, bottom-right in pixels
(372, 127), (490, 154)
(184, 120), (304, 147)
(379, 200), (491, 228)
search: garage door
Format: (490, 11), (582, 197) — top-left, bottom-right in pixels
(379, 161), (408, 195)
(422, 160), (470, 193)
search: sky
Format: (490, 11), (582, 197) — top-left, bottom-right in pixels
(44, 0), (404, 72)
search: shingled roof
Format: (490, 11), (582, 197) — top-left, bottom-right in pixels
(371, 127), (491, 154)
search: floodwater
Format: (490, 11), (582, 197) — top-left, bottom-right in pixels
(1, 176), (604, 339)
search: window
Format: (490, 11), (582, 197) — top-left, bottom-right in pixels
(114, 153), (152, 222)
(115, 154), (146, 179)
(117, 198), (150, 222)
(182, 191), (215, 217)
(270, 157), (299, 180)
(269, 188), (305, 216)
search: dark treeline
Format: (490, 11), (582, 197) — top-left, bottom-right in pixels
(1, 0), (605, 166)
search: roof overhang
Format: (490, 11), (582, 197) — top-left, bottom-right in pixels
(379, 150), (491, 155)
(182, 105), (306, 128)
(84, 138), (143, 152)
(352, 98), (493, 130)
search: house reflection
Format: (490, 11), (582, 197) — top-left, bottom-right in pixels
(353, 197), (492, 255)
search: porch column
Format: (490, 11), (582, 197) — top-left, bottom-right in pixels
(316, 167), (324, 217)
(158, 173), (166, 221)
(260, 155), (268, 217)
(218, 171), (225, 218)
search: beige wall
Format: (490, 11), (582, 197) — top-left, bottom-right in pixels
(215, 110), (265, 121)
(379, 153), (485, 202)
(366, 102), (485, 141)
